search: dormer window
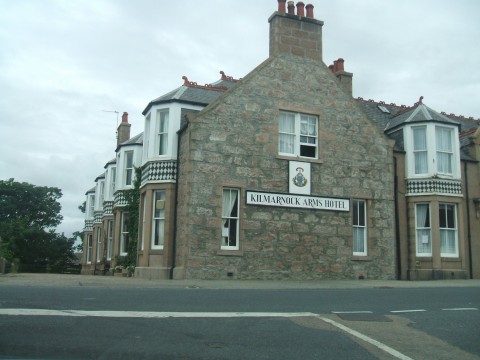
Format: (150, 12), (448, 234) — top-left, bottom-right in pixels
(407, 124), (459, 178)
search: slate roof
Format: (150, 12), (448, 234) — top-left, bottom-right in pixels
(384, 103), (460, 132)
(104, 158), (116, 168)
(94, 172), (105, 182)
(142, 78), (238, 115)
(118, 132), (144, 147)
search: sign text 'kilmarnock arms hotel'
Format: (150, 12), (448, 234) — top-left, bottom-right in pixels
(246, 191), (350, 212)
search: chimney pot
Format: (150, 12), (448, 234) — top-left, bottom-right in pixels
(296, 2), (305, 16)
(333, 60), (338, 73)
(305, 3), (314, 18)
(277, 0), (287, 12)
(287, 1), (295, 14)
(328, 64), (334, 72)
(122, 112), (128, 123)
(336, 58), (345, 72)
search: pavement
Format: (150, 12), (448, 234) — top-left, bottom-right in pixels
(1, 273), (480, 289)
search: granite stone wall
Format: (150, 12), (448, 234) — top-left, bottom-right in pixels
(174, 50), (396, 280)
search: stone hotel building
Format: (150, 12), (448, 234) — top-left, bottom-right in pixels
(81, 0), (480, 281)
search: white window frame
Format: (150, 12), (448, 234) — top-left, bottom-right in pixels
(124, 151), (134, 186)
(96, 227), (102, 263)
(407, 124), (459, 178)
(110, 167), (116, 195)
(88, 194), (95, 218)
(157, 109), (169, 156)
(151, 191), (166, 250)
(86, 234), (93, 264)
(439, 203), (458, 257)
(99, 181), (105, 206)
(435, 126), (454, 175)
(221, 188), (240, 250)
(415, 203), (432, 257)
(106, 220), (113, 261)
(120, 213), (129, 256)
(143, 113), (151, 162)
(278, 111), (318, 159)
(352, 200), (367, 256)
(412, 126), (428, 175)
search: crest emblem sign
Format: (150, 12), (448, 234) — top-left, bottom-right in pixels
(293, 167), (307, 187)
(289, 161), (311, 195)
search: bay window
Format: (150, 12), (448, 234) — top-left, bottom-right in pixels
(96, 227), (102, 262)
(415, 203), (432, 256)
(152, 191), (166, 249)
(408, 124), (459, 178)
(106, 220), (113, 260)
(439, 204), (458, 257)
(120, 213), (129, 255)
(86, 234), (93, 264)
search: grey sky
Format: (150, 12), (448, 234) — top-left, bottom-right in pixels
(1, 0), (479, 238)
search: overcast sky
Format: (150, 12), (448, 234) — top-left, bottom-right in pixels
(1, 0), (479, 238)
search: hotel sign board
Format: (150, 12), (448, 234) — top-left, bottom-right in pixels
(246, 191), (350, 212)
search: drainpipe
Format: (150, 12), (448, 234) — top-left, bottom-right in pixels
(170, 119), (188, 279)
(464, 161), (473, 279)
(394, 157), (402, 279)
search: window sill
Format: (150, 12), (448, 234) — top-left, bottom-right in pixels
(217, 249), (244, 256)
(276, 155), (323, 164)
(149, 249), (164, 255)
(351, 256), (371, 261)
(440, 256), (460, 261)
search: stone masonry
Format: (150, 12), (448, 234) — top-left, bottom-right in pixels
(174, 7), (396, 281)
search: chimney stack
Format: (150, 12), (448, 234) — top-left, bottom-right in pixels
(329, 58), (353, 96)
(117, 111), (131, 146)
(269, 1), (324, 61)
(287, 1), (295, 14)
(296, 2), (305, 16)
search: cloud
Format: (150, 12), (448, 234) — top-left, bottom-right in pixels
(0, 0), (479, 238)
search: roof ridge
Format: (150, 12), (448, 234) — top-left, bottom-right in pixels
(182, 76), (228, 91)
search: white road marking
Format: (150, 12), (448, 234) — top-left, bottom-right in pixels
(0, 309), (315, 318)
(331, 311), (373, 314)
(390, 309), (426, 313)
(317, 316), (414, 360)
(442, 308), (478, 311)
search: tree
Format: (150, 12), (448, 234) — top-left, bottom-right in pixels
(0, 178), (76, 273)
(122, 167), (141, 268)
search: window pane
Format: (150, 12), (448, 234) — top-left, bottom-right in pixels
(126, 152), (133, 167)
(279, 113), (295, 133)
(436, 127), (452, 151)
(353, 228), (365, 253)
(413, 127), (426, 150)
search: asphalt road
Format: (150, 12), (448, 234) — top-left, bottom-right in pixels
(0, 275), (479, 359)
